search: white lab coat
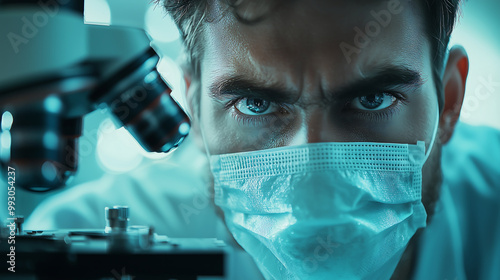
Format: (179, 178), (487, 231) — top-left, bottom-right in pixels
(26, 122), (500, 279)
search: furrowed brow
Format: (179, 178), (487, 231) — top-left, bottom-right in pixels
(332, 66), (425, 99)
(208, 75), (297, 103)
(208, 67), (423, 104)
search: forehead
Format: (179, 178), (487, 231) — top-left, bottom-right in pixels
(200, 0), (430, 92)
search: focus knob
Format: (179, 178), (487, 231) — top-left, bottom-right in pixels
(105, 206), (129, 233)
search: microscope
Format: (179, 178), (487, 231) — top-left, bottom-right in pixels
(0, 1), (227, 278)
(0, 0), (190, 192)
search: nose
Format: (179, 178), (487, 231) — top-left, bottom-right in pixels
(288, 109), (343, 145)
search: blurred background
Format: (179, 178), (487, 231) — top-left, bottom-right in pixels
(1, 0), (499, 223)
(449, 0), (500, 129)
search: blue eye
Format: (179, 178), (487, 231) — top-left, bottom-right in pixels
(235, 98), (279, 115)
(350, 93), (396, 111)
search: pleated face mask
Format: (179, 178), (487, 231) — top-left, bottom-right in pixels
(210, 112), (439, 280)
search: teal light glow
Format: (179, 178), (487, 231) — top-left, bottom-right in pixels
(43, 131), (58, 150)
(1, 111), (13, 131)
(84, 0), (111, 26)
(178, 122), (190, 136)
(0, 131), (11, 162)
(43, 95), (63, 114)
(145, 5), (180, 43)
(41, 161), (57, 181)
(96, 119), (143, 173)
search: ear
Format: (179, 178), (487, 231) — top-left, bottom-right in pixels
(181, 62), (194, 116)
(183, 64), (193, 96)
(439, 45), (469, 144)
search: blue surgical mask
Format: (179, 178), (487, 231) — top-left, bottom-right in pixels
(210, 110), (439, 279)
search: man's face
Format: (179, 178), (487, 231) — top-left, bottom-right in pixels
(195, 0), (441, 207)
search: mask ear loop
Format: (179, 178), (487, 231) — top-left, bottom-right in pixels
(423, 105), (440, 162)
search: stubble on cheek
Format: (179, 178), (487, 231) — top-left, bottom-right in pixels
(421, 134), (444, 223)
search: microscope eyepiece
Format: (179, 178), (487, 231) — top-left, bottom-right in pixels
(91, 48), (190, 153)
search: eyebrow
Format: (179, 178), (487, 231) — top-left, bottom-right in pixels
(334, 66), (424, 100)
(209, 75), (295, 103)
(208, 66), (424, 103)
